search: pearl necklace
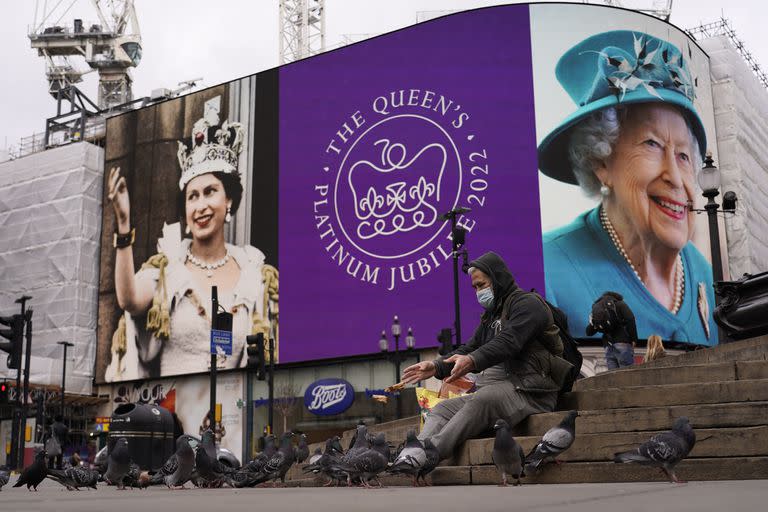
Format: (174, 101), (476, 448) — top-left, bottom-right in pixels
(186, 249), (229, 278)
(599, 206), (684, 314)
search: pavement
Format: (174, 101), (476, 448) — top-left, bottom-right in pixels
(1, 479), (766, 512)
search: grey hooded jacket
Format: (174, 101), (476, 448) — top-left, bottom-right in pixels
(433, 251), (565, 393)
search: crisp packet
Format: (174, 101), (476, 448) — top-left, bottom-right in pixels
(415, 387), (442, 430)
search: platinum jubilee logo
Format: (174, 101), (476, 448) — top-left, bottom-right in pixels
(313, 89), (490, 291)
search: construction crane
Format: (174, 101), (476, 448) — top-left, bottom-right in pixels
(28, 0), (142, 110)
(279, 0), (325, 64)
(586, 0), (673, 21)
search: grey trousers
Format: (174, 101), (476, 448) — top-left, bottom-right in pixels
(418, 380), (557, 460)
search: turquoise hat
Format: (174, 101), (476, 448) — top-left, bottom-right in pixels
(537, 30), (707, 185)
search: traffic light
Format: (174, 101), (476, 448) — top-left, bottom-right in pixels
(437, 328), (453, 355)
(0, 313), (24, 369)
(0, 381), (9, 404)
(215, 310), (233, 332)
(246, 333), (266, 380)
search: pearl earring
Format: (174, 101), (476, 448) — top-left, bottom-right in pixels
(185, 224), (191, 235)
(225, 206), (232, 223)
(600, 183), (611, 197)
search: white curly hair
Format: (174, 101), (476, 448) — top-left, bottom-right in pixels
(567, 105), (702, 198)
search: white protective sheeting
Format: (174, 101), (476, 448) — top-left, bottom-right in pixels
(701, 36), (768, 277)
(0, 142), (103, 395)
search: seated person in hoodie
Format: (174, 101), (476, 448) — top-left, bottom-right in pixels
(402, 251), (570, 459)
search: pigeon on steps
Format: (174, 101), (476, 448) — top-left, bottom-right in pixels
(614, 416), (696, 483)
(492, 419), (525, 486)
(525, 411), (579, 473)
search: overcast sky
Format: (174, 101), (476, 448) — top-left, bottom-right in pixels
(1, 0), (766, 150)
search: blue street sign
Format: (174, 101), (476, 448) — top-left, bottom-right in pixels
(210, 329), (233, 356)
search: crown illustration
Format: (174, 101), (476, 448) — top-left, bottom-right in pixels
(177, 112), (245, 190)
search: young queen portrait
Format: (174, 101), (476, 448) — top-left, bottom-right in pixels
(104, 107), (278, 382)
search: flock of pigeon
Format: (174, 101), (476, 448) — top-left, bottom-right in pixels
(493, 412), (697, 486)
(302, 426), (440, 488)
(0, 414), (696, 492)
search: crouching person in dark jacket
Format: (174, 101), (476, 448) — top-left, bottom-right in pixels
(402, 251), (571, 460)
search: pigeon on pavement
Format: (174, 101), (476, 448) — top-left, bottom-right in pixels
(525, 411), (579, 473)
(200, 428), (218, 460)
(155, 435), (196, 489)
(614, 416), (696, 483)
(347, 420), (367, 451)
(358, 433), (391, 487)
(386, 430), (426, 486)
(229, 469), (261, 489)
(251, 432), (296, 486)
(123, 463), (149, 489)
(417, 439), (440, 487)
(244, 434), (276, 474)
(0, 469), (9, 491)
(305, 447), (323, 467)
(294, 433), (309, 463)
(331, 424), (370, 485)
(343, 424), (370, 462)
(492, 419), (525, 486)
(47, 466), (100, 490)
(13, 449), (48, 491)
(332, 432), (389, 488)
(104, 437), (132, 489)
(195, 430), (236, 487)
(302, 436), (344, 486)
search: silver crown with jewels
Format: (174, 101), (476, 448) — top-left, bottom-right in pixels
(177, 110), (245, 190)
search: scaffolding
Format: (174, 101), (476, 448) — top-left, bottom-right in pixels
(687, 18), (768, 90)
(279, 0), (325, 64)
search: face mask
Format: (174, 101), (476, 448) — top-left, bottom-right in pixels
(476, 286), (494, 310)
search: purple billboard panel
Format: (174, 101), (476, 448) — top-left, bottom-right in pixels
(279, 5), (543, 363)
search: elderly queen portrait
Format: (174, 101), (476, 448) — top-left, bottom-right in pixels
(538, 30), (717, 345)
(104, 103), (279, 382)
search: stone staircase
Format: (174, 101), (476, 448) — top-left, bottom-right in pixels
(287, 336), (768, 485)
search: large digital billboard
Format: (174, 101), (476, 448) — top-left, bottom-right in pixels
(96, 3), (718, 384)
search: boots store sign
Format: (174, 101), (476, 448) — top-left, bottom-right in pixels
(304, 378), (355, 416)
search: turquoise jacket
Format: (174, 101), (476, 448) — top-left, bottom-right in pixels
(543, 207), (718, 346)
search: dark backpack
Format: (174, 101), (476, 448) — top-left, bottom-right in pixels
(527, 290), (583, 394)
(590, 292), (624, 333)
(544, 298), (583, 394)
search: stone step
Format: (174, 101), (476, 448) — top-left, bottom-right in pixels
(456, 425), (768, 466)
(287, 457), (768, 486)
(573, 360), (768, 391)
(559, 378), (768, 410)
(639, 336), (768, 369)
(516, 401), (768, 436)
(470, 457), (768, 484)
(337, 416), (420, 444)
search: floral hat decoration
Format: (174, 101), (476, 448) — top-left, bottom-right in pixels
(537, 30), (707, 185)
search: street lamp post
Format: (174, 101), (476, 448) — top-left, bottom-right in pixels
(57, 341), (74, 416)
(691, 154), (738, 343)
(391, 316), (401, 383)
(378, 318), (415, 419)
(697, 154), (725, 287)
